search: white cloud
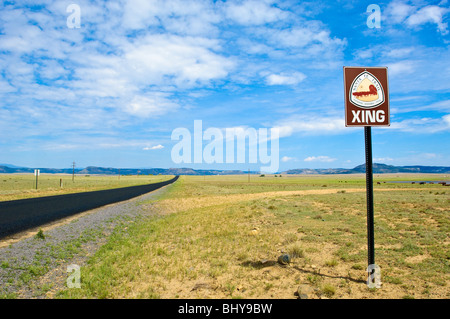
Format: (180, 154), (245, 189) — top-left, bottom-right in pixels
(304, 156), (337, 163)
(269, 25), (346, 51)
(121, 0), (164, 30)
(392, 99), (450, 113)
(125, 93), (179, 117)
(0, 78), (16, 94)
(274, 115), (348, 137)
(374, 157), (394, 162)
(73, 63), (131, 98)
(143, 144), (165, 150)
(38, 138), (161, 152)
(442, 114), (450, 126)
(224, 0), (288, 25)
(406, 5), (449, 34)
(386, 1), (416, 23)
(383, 47), (414, 58)
(0, 4), (236, 117)
(123, 34), (235, 87)
(389, 115), (450, 133)
(39, 60), (69, 80)
(386, 1), (449, 34)
(354, 48), (374, 59)
(265, 72), (306, 86)
(254, 23), (346, 72)
(387, 60), (416, 76)
(281, 156), (295, 162)
(122, 0), (220, 36)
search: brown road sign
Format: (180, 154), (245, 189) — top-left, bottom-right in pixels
(344, 67), (390, 126)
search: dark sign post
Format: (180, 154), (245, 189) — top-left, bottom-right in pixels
(364, 126), (375, 268)
(344, 67), (389, 288)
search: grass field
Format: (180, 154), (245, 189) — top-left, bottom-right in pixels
(50, 173), (449, 299)
(0, 174), (173, 202)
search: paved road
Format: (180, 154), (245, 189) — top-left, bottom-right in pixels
(0, 176), (179, 239)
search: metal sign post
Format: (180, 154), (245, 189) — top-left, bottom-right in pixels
(364, 127), (375, 267)
(344, 66), (389, 289)
(34, 169), (40, 190)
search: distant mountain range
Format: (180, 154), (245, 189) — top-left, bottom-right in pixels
(0, 163), (449, 175)
(284, 163), (450, 174)
(0, 165), (256, 175)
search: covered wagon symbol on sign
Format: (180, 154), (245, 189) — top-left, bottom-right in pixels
(350, 71), (384, 109)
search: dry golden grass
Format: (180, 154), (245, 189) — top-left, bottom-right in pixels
(56, 176), (449, 298)
(56, 174), (449, 299)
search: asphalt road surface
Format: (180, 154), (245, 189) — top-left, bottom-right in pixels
(0, 176), (179, 239)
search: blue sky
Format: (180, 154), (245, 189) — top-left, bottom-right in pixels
(0, 0), (449, 171)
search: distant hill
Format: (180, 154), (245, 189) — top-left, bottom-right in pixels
(0, 166), (75, 174)
(0, 163), (24, 168)
(1, 164), (449, 175)
(284, 163), (450, 174)
(0, 166), (34, 174)
(0, 165), (258, 176)
(78, 166), (256, 176)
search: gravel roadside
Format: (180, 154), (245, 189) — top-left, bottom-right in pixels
(0, 184), (172, 299)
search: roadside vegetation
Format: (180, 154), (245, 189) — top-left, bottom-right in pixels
(52, 174), (449, 299)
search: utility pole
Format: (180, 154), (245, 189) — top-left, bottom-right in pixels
(248, 168), (250, 183)
(72, 161), (76, 182)
(118, 168), (120, 180)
